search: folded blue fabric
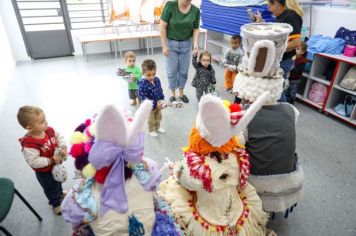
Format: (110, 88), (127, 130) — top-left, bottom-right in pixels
(307, 35), (345, 59)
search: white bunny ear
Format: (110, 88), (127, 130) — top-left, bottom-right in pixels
(232, 91), (269, 135)
(126, 100), (152, 145)
(96, 105), (127, 145)
(196, 94), (231, 147)
(248, 40), (275, 77)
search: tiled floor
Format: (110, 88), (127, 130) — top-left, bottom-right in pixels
(0, 52), (355, 236)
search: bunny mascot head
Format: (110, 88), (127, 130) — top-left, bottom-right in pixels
(61, 101), (174, 236)
(159, 91), (277, 235)
(233, 23), (304, 216)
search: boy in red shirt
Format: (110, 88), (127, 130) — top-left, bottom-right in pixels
(17, 106), (67, 215)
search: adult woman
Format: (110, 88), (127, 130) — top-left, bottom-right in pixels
(160, 0), (200, 103)
(255, 0), (303, 101)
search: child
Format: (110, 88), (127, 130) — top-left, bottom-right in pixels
(17, 106), (67, 215)
(223, 35), (244, 93)
(123, 51), (142, 106)
(286, 42), (308, 104)
(138, 59), (165, 137)
(191, 51), (216, 102)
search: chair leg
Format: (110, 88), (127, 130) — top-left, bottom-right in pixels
(0, 226), (12, 236)
(14, 189), (42, 221)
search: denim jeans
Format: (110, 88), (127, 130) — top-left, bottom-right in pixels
(279, 58), (295, 102)
(287, 80), (299, 104)
(35, 171), (63, 207)
(166, 38), (192, 90)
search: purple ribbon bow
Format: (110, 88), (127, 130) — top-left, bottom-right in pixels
(88, 132), (144, 215)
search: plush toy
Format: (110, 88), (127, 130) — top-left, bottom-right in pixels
(159, 92), (276, 236)
(62, 101), (182, 236)
(51, 147), (68, 183)
(233, 23), (304, 219)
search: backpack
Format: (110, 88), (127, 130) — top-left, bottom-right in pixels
(340, 66), (356, 91)
(308, 82), (327, 104)
(334, 95), (356, 117)
(335, 27), (356, 46)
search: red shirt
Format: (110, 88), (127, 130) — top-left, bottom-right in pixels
(19, 127), (57, 172)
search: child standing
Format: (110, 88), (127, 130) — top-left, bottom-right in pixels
(138, 59), (165, 137)
(17, 106), (67, 215)
(191, 51), (216, 102)
(123, 51), (142, 106)
(286, 42), (308, 104)
(223, 35), (244, 93)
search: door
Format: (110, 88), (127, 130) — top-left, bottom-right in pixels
(12, 0), (73, 59)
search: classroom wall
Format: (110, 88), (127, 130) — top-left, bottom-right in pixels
(308, 6), (356, 37)
(1, 2), (356, 61)
(0, 14), (16, 111)
(0, 1), (29, 61)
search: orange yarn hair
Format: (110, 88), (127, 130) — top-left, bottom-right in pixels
(187, 127), (243, 155)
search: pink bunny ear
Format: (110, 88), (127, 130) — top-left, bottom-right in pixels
(95, 105), (127, 146)
(196, 94), (231, 147)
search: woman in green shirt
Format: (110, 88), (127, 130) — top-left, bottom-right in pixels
(160, 0), (200, 103)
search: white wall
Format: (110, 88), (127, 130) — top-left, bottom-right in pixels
(2, 2), (356, 61)
(0, 1), (29, 61)
(0, 14), (16, 111)
(308, 6), (356, 37)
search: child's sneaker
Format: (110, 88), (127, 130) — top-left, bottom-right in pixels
(156, 128), (165, 133)
(149, 131), (158, 137)
(53, 206), (62, 215)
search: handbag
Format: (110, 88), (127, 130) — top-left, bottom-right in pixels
(334, 95), (356, 117)
(340, 66), (356, 91)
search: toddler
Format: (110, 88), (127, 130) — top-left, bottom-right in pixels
(17, 106), (67, 215)
(286, 42), (308, 104)
(122, 51), (142, 106)
(191, 51), (216, 102)
(138, 59), (165, 137)
(223, 35), (244, 93)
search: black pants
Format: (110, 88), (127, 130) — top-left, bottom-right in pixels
(35, 171), (63, 207)
(196, 88), (207, 102)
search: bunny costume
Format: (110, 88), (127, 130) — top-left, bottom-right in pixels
(233, 23), (304, 215)
(159, 93), (275, 235)
(62, 102), (181, 235)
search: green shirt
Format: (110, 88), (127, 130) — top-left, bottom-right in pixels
(123, 65), (142, 90)
(160, 0), (200, 41)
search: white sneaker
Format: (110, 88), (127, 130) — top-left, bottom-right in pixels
(156, 128), (165, 133)
(149, 131), (158, 137)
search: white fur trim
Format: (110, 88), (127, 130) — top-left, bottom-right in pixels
(233, 72), (284, 104)
(248, 161), (304, 194)
(248, 40), (275, 77)
(259, 188), (303, 212)
(248, 162), (304, 212)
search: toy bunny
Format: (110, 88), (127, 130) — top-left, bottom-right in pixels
(233, 23), (304, 219)
(159, 92), (276, 236)
(61, 101), (181, 235)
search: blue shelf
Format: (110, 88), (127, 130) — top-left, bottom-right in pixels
(201, 0), (274, 35)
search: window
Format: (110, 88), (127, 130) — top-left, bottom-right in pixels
(67, 0), (110, 30)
